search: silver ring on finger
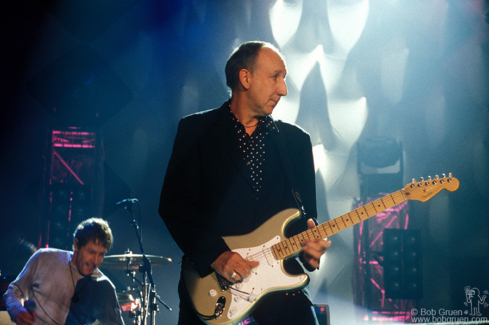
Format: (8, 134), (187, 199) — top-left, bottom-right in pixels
(231, 271), (237, 279)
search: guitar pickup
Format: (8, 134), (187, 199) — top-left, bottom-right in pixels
(246, 255), (258, 273)
(262, 246), (275, 266)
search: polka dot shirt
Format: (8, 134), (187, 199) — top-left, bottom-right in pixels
(228, 107), (275, 197)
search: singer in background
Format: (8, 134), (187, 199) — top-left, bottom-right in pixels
(3, 218), (124, 325)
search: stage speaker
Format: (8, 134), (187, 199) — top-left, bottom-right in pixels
(314, 304), (330, 325)
(383, 229), (423, 299)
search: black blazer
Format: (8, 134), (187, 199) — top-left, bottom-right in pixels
(159, 101), (317, 277)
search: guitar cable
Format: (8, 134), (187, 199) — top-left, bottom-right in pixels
(194, 275), (256, 321)
(183, 273), (232, 321)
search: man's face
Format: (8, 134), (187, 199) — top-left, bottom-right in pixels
(73, 239), (107, 276)
(247, 47), (288, 117)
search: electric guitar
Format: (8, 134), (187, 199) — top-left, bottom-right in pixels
(183, 174), (460, 325)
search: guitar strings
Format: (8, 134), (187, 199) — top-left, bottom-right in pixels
(243, 227), (329, 263)
(244, 239), (308, 263)
(245, 237), (309, 263)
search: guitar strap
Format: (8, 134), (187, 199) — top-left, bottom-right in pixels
(270, 119), (308, 220)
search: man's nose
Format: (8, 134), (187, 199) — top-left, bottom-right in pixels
(278, 79), (288, 97)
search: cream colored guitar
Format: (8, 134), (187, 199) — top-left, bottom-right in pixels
(183, 174), (460, 325)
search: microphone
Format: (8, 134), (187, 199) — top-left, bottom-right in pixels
(116, 198), (138, 206)
(25, 300), (36, 314)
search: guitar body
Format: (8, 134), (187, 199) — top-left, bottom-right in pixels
(182, 174), (460, 325)
(182, 208), (309, 325)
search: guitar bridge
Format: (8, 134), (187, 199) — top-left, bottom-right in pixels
(216, 273), (232, 290)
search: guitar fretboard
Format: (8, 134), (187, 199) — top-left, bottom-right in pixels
(270, 190), (407, 260)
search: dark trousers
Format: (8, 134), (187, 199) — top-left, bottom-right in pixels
(177, 276), (319, 325)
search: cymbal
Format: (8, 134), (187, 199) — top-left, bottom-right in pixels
(101, 254), (171, 270)
(117, 292), (135, 304)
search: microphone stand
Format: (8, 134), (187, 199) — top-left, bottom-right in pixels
(122, 200), (171, 325)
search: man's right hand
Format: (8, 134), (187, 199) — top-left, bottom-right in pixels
(15, 308), (37, 325)
(211, 251), (259, 283)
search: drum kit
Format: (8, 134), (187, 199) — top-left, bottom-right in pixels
(101, 198), (173, 325)
(100, 252), (172, 325)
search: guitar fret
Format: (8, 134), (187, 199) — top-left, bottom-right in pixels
(284, 240), (293, 255)
(303, 229), (313, 241)
(353, 209), (362, 222)
(297, 232), (306, 247)
(283, 239), (293, 255)
(317, 225), (328, 238)
(318, 222), (329, 238)
(337, 214), (352, 230)
(323, 222), (334, 236)
(329, 219), (339, 234)
(290, 236), (301, 253)
(334, 217), (346, 230)
(382, 196), (395, 208)
(350, 211), (361, 223)
(280, 240), (288, 255)
(278, 241), (288, 257)
(377, 198), (386, 210)
(343, 214), (354, 227)
(382, 197), (393, 209)
(392, 192), (405, 204)
(358, 207), (369, 220)
(271, 243), (281, 260)
(365, 204), (378, 217)
(311, 227), (321, 239)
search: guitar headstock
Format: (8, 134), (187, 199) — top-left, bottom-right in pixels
(402, 173), (460, 202)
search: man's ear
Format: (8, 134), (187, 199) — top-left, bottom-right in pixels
(239, 68), (251, 90)
(73, 239), (79, 252)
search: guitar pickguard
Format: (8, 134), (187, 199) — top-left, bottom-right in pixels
(223, 237), (307, 321)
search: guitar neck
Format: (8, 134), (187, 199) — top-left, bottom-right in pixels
(271, 190), (407, 260)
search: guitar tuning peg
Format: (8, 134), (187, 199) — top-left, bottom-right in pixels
(435, 175), (439, 180)
(428, 176), (432, 180)
(420, 177), (424, 182)
(442, 173), (446, 178)
(449, 172), (453, 178)
(412, 178), (416, 183)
